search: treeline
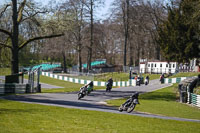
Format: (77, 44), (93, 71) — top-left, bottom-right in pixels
(0, 0), (199, 73)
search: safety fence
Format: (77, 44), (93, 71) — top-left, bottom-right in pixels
(164, 77), (190, 84)
(0, 83), (30, 94)
(188, 93), (200, 107)
(41, 72), (136, 87)
(178, 77), (200, 108)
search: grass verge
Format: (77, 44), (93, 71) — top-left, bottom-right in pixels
(0, 99), (199, 133)
(94, 72), (160, 81)
(170, 72), (200, 78)
(0, 68), (11, 76)
(38, 75), (104, 93)
(107, 84), (200, 120)
(38, 73), (159, 93)
(51, 72), (160, 82)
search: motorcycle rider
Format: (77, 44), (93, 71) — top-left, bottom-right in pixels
(123, 92), (139, 105)
(119, 92), (140, 113)
(79, 81), (93, 95)
(145, 75), (149, 85)
(135, 75), (141, 86)
(160, 74), (165, 83)
(128, 92), (139, 104)
(106, 78), (113, 91)
(86, 81), (94, 94)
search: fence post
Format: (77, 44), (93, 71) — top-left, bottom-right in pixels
(37, 67), (41, 92)
(187, 92), (191, 104)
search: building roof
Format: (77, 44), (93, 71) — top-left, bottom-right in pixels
(140, 59), (177, 64)
(82, 60), (106, 68)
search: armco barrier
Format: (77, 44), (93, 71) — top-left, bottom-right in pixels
(42, 72), (136, 87)
(164, 77), (189, 84)
(188, 93), (200, 108)
(0, 83), (30, 94)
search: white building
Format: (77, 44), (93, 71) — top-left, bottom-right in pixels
(140, 60), (178, 74)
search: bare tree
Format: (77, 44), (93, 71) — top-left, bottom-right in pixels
(109, 0), (167, 68)
(66, 0), (86, 72)
(80, 0), (104, 71)
(0, 0), (64, 77)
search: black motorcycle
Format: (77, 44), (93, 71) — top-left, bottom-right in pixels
(144, 78), (148, 85)
(118, 92), (140, 113)
(136, 78), (141, 86)
(78, 86), (88, 100)
(106, 82), (112, 92)
(78, 81), (93, 100)
(106, 78), (113, 92)
(145, 76), (149, 85)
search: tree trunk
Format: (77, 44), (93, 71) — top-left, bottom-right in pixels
(87, 50), (90, 72)
(62, 51), (67, 73)
(129, 41), (133, 66)
(88, 0), (93, 71)
(155, 45), (160, 60)
(124, 32), (127, 67)
(11, 0), (19, 76)
(129, 56), (133, 66)
(78, 49), (82, 72)
(11, 48), (19, 75)
(136, 42), (140, 67)
(123, 0), (129, 67)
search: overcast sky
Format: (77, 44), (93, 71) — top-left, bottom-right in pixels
(0, 0), (114, 20)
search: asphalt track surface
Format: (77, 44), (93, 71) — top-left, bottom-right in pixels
(3, 79), (200, 123)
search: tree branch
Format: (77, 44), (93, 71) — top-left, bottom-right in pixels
(0, 4), (11, 18)
(19, 33), (64, 50)
(17, 0), (26, 23)
(22, 11), (47, 23)
(0, 28), (12, 38)
(0, 42), (12, 49)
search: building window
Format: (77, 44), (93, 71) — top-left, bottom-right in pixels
(169, 64), (171, 68)
(155, 64), (156, 67)
(166, 64), (168, 67)
(173, 64), (175, 68)
(151, 63), (153, 67)
(160, 64), (162, 67)
(148, 64), (150, 67)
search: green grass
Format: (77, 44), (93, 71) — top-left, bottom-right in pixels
(38, 73), (160, 93)
(107, 84), (200, 120)
(61, 72), (160, 82)
(142, 73), (160, 80)
(0, 68), (11, 76)
(37, 75), (104, 93)
(170, 72), (200, 78)
(93, 72), (160, 82)
(94, 72), (129, 81)
(0, 99), (199, 133)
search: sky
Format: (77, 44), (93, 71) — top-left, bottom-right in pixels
(0, 0), (114, 20)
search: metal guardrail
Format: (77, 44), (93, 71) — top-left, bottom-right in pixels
(42, 72), (136, 87)
(164, 77), (198, 84)
(179, 76), (200, 108)
(188, 93), (200, 107)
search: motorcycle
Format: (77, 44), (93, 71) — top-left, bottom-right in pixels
(78, 81), (93, 100)
(160, 74), (164, 84)
(78, 86), (88, 100)
(106, 82), (112, 92)
(144, 78), (148, 85)
(136, 78), (141, 86)
(118, 92), (140, 113)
